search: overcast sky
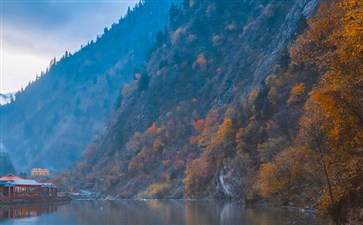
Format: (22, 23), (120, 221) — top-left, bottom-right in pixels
(0, 0), (138, 93)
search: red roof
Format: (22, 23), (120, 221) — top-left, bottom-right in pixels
(0, 174), (23, 181)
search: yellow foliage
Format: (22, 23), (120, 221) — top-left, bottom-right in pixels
(137, 182), (170, 199)
(287, 83), (306, 105)
(153, 138), (163, 150)
(249, 89), (258, 102)
(291, 0), (363, 212)
(256, 147), (322, 205)
(291, 83), (306, 95)
(147, 123), (158, 135)
(258, 163), (278, 198)
(213, 117), (234, 148)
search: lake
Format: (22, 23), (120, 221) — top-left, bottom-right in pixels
(0, 200), (327, 225)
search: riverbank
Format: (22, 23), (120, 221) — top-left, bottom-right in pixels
(0, 195), (71, 205)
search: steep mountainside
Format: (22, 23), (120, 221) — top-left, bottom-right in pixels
(62, 0), (322, 200)
(0, 0), (176, 171)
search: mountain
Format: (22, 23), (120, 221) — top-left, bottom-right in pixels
(0, 152), (16, 176)
(60, 0), (322, 200)
(4, 0), (360, 221)
(0, 93), (15, 105)
(0, 0), (176, 171)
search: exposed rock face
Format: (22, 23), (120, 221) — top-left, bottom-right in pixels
(217, 163), (244, 200)
(251, 0), (320, 86)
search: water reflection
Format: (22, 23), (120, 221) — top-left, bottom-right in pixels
(0, 200), (326, 225)
(0, 202), (63, 221)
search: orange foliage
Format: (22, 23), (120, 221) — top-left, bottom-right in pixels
(184, 156), (212, 196)
(162, 160), (171, 166)
(287, 83), (306, 105)
(291, 0), (363, 212)
(291, 83), (306, 95)
(153, 138), (163, 150)
(196, 55), (207, 69)
(257, 147), (322, 205)
(249, 89), (258, 102)
(147, 123), (158, 135)
(189, 136), (198, 145)
(213, 117), (234, 147)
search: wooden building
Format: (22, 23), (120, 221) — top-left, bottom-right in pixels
(0, 174), (57, 198)
(31, 168), (50, 176)
(41, 183), (57, 196)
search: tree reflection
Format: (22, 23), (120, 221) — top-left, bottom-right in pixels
(1, 200), (326, 225)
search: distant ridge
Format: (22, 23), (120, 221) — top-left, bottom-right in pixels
(0, 0), (178, 171)
(0, 93), (15, 105)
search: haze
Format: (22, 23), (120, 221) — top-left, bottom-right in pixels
(0, 0), (138, 93)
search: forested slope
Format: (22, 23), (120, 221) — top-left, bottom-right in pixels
(54, 1), (362, 223)
(62, 0), (322, 201)
(0, 0), (175, 171)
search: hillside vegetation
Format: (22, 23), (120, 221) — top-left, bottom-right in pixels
(59, 0), (329, 203)
(3, 0), (356, 222)
(0, 0), (175, 171)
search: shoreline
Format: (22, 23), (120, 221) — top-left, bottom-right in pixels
(0, 196), (71, 206)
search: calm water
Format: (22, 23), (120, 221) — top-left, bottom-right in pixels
(0, 200), (327, 225)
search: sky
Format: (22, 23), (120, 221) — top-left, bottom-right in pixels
(0, 0), (138, 93)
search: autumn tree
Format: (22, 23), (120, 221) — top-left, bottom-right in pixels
(257, 136), (289, 163)
(212, 117), (235, 157)
(231, 128), (255, 200)
(184, 155), (213, 197)
(291, 0), (363, 212)
(257, 146), (322, 206)
(298, 100), (336, 205)
(185, 111), (236, 198)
